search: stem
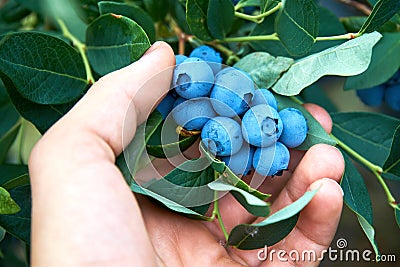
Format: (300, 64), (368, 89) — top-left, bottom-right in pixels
(335, 0), (372, 16)
(57, 19), (95, 84)
(207, 42), (241, 64)
(169, 17), (186, 55)
(235, 3), (282, 23)
(221, 32), (359, 43)
(330, 134), (383, 173)
(213, 189), (229, 241)
(290, 96), (304, 105)
(373, 170), (398, 209)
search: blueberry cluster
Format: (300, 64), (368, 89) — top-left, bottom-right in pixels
(356, 71), (400, 111)
(157, 45), (308, 177)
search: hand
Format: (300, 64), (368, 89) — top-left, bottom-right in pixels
(29, 42), (344, 267)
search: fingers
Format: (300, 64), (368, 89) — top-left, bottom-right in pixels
(59, 41), (175, 155)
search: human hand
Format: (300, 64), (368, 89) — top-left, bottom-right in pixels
(29, 41), (344, 267)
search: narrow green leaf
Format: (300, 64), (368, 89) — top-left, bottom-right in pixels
(0, 226), (5, 242)
(0, 32), (87, 104)
(98, 1), (156, 42)
(260, 0), (273, 12)
(186, 0), (214, 41)
(0, 82), (20, 138)
(208, 180), (270, 217)
(228, 189), (318, 249)
(86, 14), (151, 76)
(0, 122), (20, 163)
(359, 0), (400, 34)
(275, 0), (319, 56)
(357, 215), (380, 257)
(199, 143), (270, 200)
(0, 187), (20, 214)
(207, 0), (234, 39)
(117, 110), (163, 184)
(275, 95), (336, 149)
(345, 32), (400, 90)
(2, 74), (76, 134)
(332, 112), (400, 167)
(143, 158), (214, 214)
(2, 174), (30, 191)
(0, 165), (28, 186)
(272, 32), (382, 96)
(382, 126), (400, 180)
(233, 52), (293, 89)
(0, 185), (31, 244)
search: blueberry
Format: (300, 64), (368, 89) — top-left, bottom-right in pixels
(189, 45), (222, 74)
(221, 144), (255, 176)
(172, 98), (216, 130)
(173, 57), (214, 99)
(253, 142), (290, 176)
(278, 108), (308, 148)
(156, 94), (176, 119)
(356, 85), (385, 106)
(384, 84), (400, 111)
(175, 55), (188, 65)
(251, 89), (278, 110)
(241, 104), (283, 147)
(201, 117), (243, 156)
(210, 67), (255, 117)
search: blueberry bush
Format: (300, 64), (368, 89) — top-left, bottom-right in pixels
(0, 0), (399, 263)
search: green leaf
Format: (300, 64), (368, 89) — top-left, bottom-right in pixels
(260, 0), (274, 12)
(0, 226), (5, 242)
(344, 32), (400, 90)
(186, 0), (214, 41)
(299, 84), (338, 113)
(236, 0), (260, 8)
(359, 0), (400, 34)
(131, 181), (211, 220)
(272, 32), (382, 96)
(2, 74), (76, 134)
(86, 14), (151, 76)
(395, 208), (400, 229)
(275, 0), (319, 56)
(0, 32), (87, 104)
(199, 143), (270, 200)
(208, 180), (270, 217)
(0, 187), (20, 214)
(332, 112), (400, 168)
(146, 119), (199, 158)
(0, 185), (31, 244)
(0, 165), (28, 186)
(143, 158), (214, 214)
(0, 82), (20, 138)
(2, 174), (30, 191)
(143, 0), (169, 21)
(382, 126), (400, 180)
(274, 95), (336, 149)
(233, 52), (293, 89)
(117, 110), (163, 184)
(0, 122), (20, 163)
(98, 1), (156, 42)
(207, 0), (234, 39)
(228, 189), (318, 249)
(340, 150), (379, 255)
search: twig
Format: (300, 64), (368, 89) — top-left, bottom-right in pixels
(336, 0), (372, 16)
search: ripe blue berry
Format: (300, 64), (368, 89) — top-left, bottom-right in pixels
(221, 144), (255, 176)
(173, 57), (214, 99)
(251, 89), (278, 110)
(241, 104), (283, 147)
(201, 117), (243, 156)
(172, 98), (216, 130)
(356, 85), (385, 107)
(278, 108), (308, 148)
(253, 142), (290, 176)
(210, 67), (255, 117)
(384, 84), (400, 111)
(175, 55), (188, 65)
(189, 45), (222, 74)
(156, 94), (176, 119)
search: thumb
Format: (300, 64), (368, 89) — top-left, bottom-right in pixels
(61, 41), (175, 155)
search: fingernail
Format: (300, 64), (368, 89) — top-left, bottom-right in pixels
(143, 41), (165, 56)
(310, 179), (324, 191)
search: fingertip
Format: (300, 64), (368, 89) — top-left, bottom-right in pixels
(303, 103), (333, 134)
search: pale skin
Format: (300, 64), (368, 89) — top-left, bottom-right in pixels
(29, 42), (345, 267)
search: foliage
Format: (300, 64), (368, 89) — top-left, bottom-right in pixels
(0, 0), (399, 260)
